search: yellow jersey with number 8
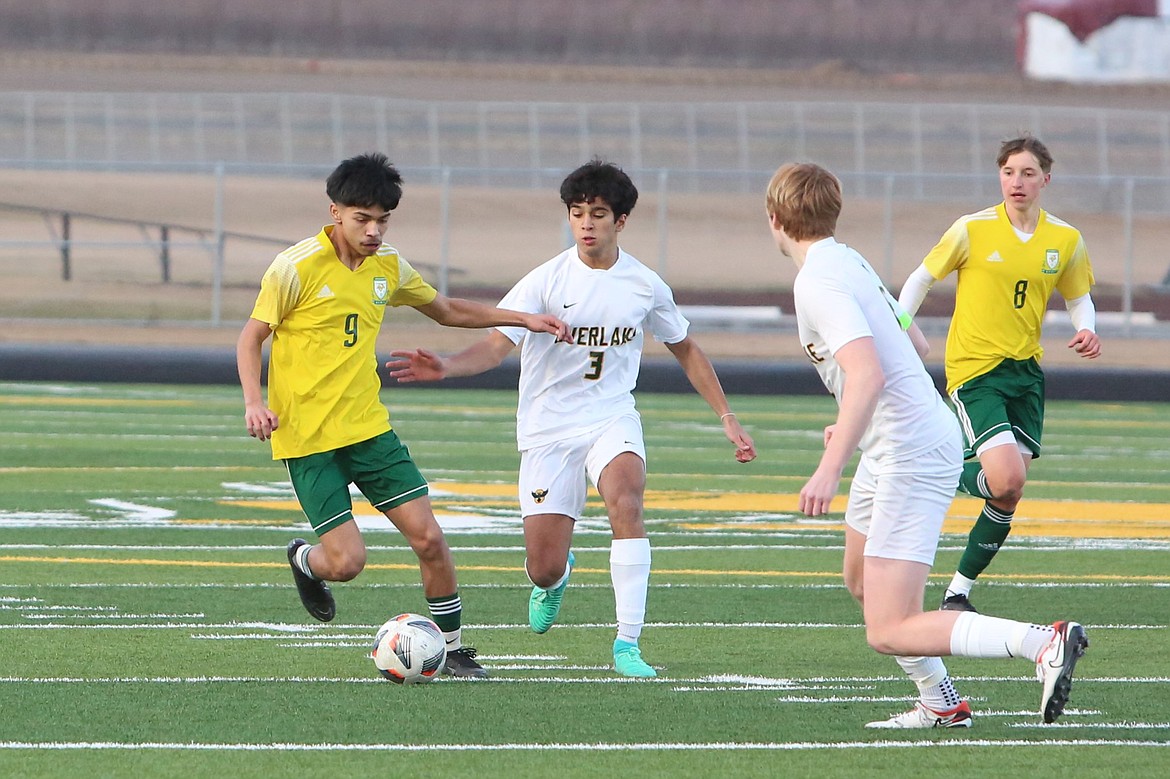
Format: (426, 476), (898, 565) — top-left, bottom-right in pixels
(923, 203), (1094, 393)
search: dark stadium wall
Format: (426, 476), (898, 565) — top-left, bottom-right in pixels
(1, 344), (1164, 402)
(1, 0), (1019, 72)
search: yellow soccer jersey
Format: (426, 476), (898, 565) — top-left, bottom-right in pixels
(924, 203), (1095, 393)
(249, 226), (438, 460)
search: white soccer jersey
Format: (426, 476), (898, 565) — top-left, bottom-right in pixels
(497, 247), (690, 450)
(794, 238), (956, 462)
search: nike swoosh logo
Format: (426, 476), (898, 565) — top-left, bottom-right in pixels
(563, 303), (578, 309)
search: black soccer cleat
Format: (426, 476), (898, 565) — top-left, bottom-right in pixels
(286, 538), (335, 622)
(443, 646), (489, 679)
(940, 592), (978, 613)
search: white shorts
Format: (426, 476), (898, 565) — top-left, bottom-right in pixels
(844, 437), (962, 566)
(518, 413), (646, 519)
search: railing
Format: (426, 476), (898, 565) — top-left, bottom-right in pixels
(1, 164), (1166, 336)
(3, 93), (1170, 195)
(0, 200), (287, 283)
(3, 92), (1170, 334)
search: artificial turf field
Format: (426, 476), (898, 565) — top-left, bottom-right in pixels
(0, 381), (1167, 778)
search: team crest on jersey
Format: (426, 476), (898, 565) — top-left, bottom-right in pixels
(1042, 249), (1060, 274)
(372, 276), (389, 304)
(531, 488), (549, 504)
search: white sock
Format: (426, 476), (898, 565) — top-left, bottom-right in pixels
(1020, 623), (1058, 662)
(442, 629), (463, 651)
(949, 611), (1040, 659)
(894, 656), (961, 711)
(946, 573), (976, 598)
(610, 537), (651, 644)
(294, 543), (318, 579)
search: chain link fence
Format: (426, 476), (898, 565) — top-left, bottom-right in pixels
(1, 93), (1168, 333)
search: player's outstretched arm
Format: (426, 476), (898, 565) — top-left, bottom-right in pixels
(415, 295), (568, 340)
(897, 263), (937, 317)
(236, 317), (280, 441)
(387, 331), (517, 383)
(664, 336), (757, 463)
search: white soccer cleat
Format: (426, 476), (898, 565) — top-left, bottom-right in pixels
(865, 700), (973, 729)
(1037, 620), (1089, 724)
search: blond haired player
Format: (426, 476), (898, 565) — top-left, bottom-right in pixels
(766, 161), (1087, 728)
(388, 160), (756, 678)
(236, 152), (568, 679)
(898, 136), (1101, 614)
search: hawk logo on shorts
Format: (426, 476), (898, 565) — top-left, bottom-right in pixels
(531, 488), (549, 504)
(372, 277), (389, 305)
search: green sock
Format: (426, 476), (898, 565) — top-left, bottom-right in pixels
(426, 593), (462, 634)
(957, 461), (994, 499)
(957, 502), (1014, 579)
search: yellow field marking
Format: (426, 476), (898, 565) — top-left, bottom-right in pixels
(171, 518), (300, 526)
(0, 396), (195, 407)
(0, 556), (508, 573)
(0, 466), (266, 474)
(652, 493), (1170, 539)
(647, 569), (1170, 582)
(433, 482), (516, 497)
(678, 516), (1170, 540)
(646, 410), (837, 423)
(1058, 416), (1170, 430)
(222, 481), (1170, 540)
(394, 405), (513, 416)
(0, 555), (293, 569)
(1, 555), (1168, 583)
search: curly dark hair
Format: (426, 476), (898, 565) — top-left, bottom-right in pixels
(559, 159), (638, 218)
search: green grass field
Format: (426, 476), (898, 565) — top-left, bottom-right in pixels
(1, 381), (1167, 778)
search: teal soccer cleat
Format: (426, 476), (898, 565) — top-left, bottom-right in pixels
(613, 639), (657, 678)
(528, 551), (574, 634)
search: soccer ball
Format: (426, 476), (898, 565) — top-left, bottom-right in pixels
(370, 613), (447, 684)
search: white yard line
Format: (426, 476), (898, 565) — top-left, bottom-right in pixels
(0, 739), (1166, 752)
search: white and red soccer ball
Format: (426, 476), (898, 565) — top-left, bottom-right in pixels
(370, 613), (447, 684)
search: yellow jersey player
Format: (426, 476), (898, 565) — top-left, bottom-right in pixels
(897, 136), (1101, 613)
(236, 152), (568, 678)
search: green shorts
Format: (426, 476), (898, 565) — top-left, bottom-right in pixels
(284, 430), (429, 536)
(949, 358), (1045, 460)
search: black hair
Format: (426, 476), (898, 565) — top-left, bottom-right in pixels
(559, 159), (638, 218)
(325, 152), (404, 210)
